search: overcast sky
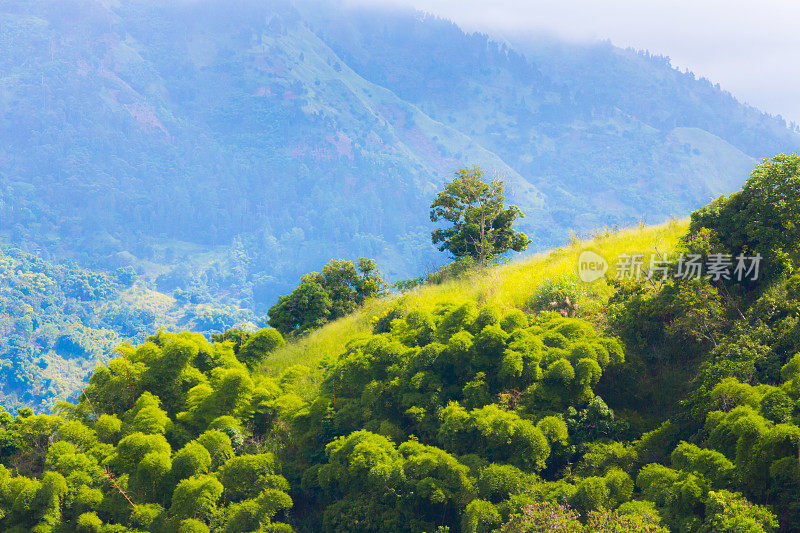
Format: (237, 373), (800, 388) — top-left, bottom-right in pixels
(348, 0), (800, 126)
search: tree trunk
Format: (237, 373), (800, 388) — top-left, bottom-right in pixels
(479, 211), (487, 265)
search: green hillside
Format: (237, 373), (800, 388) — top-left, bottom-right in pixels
(5, 155), (800, 532)
(5, 0), (800, 522)
(3, 219), (696, 533)
(267, 219), (687, 375)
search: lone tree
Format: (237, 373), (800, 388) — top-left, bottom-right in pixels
(430, 166), (531, 265)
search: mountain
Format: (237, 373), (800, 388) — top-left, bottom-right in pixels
(4, 2), (800, 529)
(1, 0), (798, 313)
(0, 247), (260, 411)
(4, 0), (800, 411)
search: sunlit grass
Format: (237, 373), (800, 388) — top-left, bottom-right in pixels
(264, 219), (689, 374)
(261, 298), (387, 374)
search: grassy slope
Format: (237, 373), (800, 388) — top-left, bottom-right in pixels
(265, 219), (689, 375)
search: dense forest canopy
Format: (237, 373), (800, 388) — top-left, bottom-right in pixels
(2, 155), (800, 532)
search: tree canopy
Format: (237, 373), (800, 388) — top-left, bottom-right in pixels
(268, 258), (387, 336)
(431, 167), (531, 265)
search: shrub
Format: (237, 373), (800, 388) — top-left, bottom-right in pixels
(526, 277), (585, 317)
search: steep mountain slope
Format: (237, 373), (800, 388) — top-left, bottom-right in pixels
(9, 146), (800, 530)
(1, 0), (798, 313)
(306, 3), (789, 231)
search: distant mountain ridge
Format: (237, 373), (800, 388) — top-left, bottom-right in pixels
(1, 0), (798, 313)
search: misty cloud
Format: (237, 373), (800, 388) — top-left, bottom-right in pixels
(347, 0), (800, 126)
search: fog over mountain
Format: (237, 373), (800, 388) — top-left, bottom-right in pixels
(2, 0), (799, 310)
(0, 0), (800, 307)
(352, 0), (800, 126)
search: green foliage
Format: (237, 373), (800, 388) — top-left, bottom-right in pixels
(172, 441), (212, 481)
(0, 0), (794, 335)
(0, 248), (258, 412)
(565, 397), (628, 444)
(179, 519), (211, 533)
(268, 281), (332, 336)
(501, 310), (529, 333)
(634, 421), (680, 466)
(500, 500), (668, 532)
(430, 167), (531, 264)
(0, 326), (299, 532)
(220, 454), (286, 503)
(462, 499), (502, 533)
(316, 430), (473, 532)
(703, 490), (777, 533)
(670, 442), (734, 488)
(125, 392), (173, 436)
(526, 277), (585, 318)
(439, 403), (550, 472)
(170, 475), (223, 522)
(608, 277), (726, 360)
(575, 442), (638, 477)
(11, 154), (800, 531)
(536, 416), (569, 448)
(636, 464), (708, 531)
(584, 175), (800, 531)
(238, 329), (286, 368)
(196, 430), (234, 470)
(108, 432), (172, 474)
(95, 415), (122, 445)
(691, 153), (800, 281)
(269, 258), (387, 336)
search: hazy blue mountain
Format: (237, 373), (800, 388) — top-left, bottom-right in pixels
(0, 247), (260, 411)
(1, 0), (798, 315)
